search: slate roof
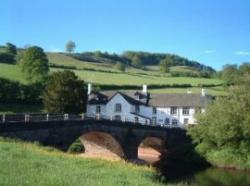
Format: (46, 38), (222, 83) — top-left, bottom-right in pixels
(88, 91), (212, 108)
(147, 93), (211, 107)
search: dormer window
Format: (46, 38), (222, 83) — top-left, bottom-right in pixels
(115, 103), (122, 112)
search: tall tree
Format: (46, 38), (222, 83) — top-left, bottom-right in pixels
(18, 46), (49, 84)
(66, 40), (76, 53)
(5, 42), (17, 55)
(159, 57), (172, 73)
(43, 71), (87, 113)
(115, 62), (126, 72)
(188, 76), (250, 166)
(131, 55), (142, 68)
(221, 64), (239, 84)
(239, 62), (250, 75)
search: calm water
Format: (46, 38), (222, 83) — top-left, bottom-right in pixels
(171, 168), (250, 186)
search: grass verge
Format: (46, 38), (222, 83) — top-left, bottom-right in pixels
(0, 138), (165, 186)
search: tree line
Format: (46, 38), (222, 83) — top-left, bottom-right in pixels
(0, 43), (88, 114)
(216, 63), (250, 85)
(71, 50), (215, 74)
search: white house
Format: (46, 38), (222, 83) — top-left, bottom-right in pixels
(86, 84), (211, 127)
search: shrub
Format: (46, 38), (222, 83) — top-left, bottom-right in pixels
(68, 139), (85, 153)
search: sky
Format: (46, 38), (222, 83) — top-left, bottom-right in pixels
(1, 0), (250, 70)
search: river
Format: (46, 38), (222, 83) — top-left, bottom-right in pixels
(167, 167), (250, 186)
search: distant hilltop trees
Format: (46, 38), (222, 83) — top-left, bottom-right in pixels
(71, 50), (215, 75)
(0, 42), (17, 64)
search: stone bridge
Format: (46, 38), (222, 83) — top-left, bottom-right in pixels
(0, 114), (190, 160)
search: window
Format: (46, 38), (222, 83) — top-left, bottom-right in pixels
(114, 115), (121, 121)
(182, 107), (190, 115)
(165, 118), (170, 125)
(172, 119), (178, 125)
(184, 118), (189, 124)
(115, 103), (122, 112)
(135, 105), (140, 113)
(171, 107), (177, 115)
(152, 107), (157, 114)
(96, 105), (101, 114)
(152, 117), (157, 125)
(134, 117), (139, 123)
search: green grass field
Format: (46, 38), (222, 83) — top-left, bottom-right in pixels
(0, 53), (225, 97)
(0, 63), (27, 83)
(1, 53), (223, 85)
(0, 138), (166, 186)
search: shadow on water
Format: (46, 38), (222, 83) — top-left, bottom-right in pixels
(154, 143), (250, 186)
(193, 168), (250, 186)
(155, 143), (210, 182)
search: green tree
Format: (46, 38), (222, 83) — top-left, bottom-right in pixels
(66, 40), (76, 53)
(18, 46), (49, 84)
(6, 42), (17, 55)
(221, 64), (239, 84)
(239, 63), (250, 75)
(115, 62), (125, 72)
(43, 71), (87, 113)
(188, 77), (250, 163)
(131, 55), (142, 68)
(159, 57), (172, 73)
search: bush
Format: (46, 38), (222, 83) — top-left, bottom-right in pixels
(0, 53), (15, 64)
(68, 139), (85, 153)
(114, 62), (125, 72)
(188, 81), (250, 170)
(0, 78), (43, 103)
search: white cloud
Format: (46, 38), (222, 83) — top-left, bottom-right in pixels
(203, 50), (215, 54)
(235, 51), (250, 56)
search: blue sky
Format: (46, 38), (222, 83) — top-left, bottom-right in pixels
(1, 0), (250, 70)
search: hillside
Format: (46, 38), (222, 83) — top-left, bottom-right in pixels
(71, 51), (215, 74)
(0, 138), (165, 186)
(0, 52), (225, 97)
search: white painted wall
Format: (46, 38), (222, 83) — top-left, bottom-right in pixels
(87, 93), (199, 126)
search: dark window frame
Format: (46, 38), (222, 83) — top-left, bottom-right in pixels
(115, 103), (122, 112)
(184, 118), (189, 124)
(152, 116), (157, 124)
(114, 115), (121, 121)
(165, 118), (170, 125)
(152, 107), (157, 114)
(182, 107), (190, 115)
(96, 105), (101, 114)
(171, 107), (177, 115)
(172, 119), (178, 125)
(135, 105), (140, 113)
(134, 117), (139, 123)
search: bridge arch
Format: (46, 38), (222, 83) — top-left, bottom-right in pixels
(137, 135), (166, 164)
(77, 131), (125, 158)
(65, 127), (126, 159)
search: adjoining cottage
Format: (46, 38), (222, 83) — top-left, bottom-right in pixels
(86, 84), (212, 127)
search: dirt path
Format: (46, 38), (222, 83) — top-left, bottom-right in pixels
(79, 147), (160, 164)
